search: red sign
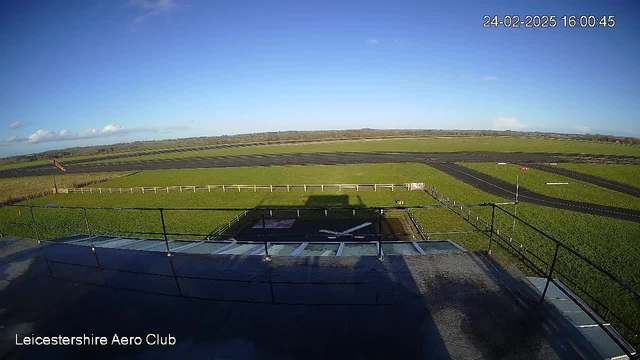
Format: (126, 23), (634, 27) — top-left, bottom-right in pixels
(51, 160), (67, 172)
(520, 167), (529, 171)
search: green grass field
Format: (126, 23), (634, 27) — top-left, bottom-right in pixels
(0, 148), (166, 171)
(85, 163), (431, 187)
(557, 163), (640, 189)
(1, 162), (638, 338)
(0, 172), (133, 204)
(459, 162), (640, 210)
(74, 136), (640, 165)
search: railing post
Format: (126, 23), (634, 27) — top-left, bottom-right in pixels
(83, 207), (95, 250)
(488, 204), (496, 254)
(540, 243), (561, 303)
(29, 205), (41, 243)
(160, 209), (171, 256)
(262, 209), (270, 261)
(377, 209), (383, 259)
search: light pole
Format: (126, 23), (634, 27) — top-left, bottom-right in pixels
(513, 175), (519, 231)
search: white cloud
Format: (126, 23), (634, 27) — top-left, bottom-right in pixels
(482, 76), (497, 81)
(492, 117), (528, 130)
(367, 39), (379, 45)
(572, 125), (590, 133)
(129, 0), (181, 26)
(24, 125), (150, 144)
(8, 121), (28, 130)
(6, 136), (24, 143)
(1, 121), (193, 146)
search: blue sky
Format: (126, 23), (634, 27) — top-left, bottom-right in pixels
(1, 0), (638, 157)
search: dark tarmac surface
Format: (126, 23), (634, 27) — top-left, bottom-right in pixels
(0, 151), (553, 178)
(2, 151), (639, 222)
(526, 163), (640, 198)
(463, 152), (640, 198)
(3, 150), (639, 179)
(428, 163), (640, 222)
(0, 238), (602, 360)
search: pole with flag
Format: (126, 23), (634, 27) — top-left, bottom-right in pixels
(50, 160), (67, 194)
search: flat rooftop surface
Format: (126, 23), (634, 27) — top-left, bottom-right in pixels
(0, 238), (602, 360)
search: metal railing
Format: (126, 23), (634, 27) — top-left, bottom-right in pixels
(1, 200), (638, 357)
(406, 208), (426, 240)
(0, 202), (496, 256)
(206, 210), (249, 240)
(423, 187), (639, 358)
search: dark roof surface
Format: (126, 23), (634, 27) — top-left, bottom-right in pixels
(0, 238), (601, 359)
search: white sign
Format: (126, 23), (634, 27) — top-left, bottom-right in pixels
(410, 182), (425, 191)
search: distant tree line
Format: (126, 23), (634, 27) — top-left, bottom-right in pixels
(1, 128), (638, 165)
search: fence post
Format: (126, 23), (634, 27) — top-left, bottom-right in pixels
(262, 209), (270, 260)
(540, 243), (561, 303)
(377, 209), (383, 259)
(29, 206), (41, 243)
(488, 204), (496, 254)
(159, 209), (171, 256)
(83, 207), (95, 250)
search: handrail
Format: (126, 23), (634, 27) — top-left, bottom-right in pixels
(422, 186), (639, 356)
(1, 198), (637, 356)
(494, 204), (640, 301)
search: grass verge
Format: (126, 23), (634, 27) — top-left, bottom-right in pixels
(557, 163), (640, 189)
(0, 163), (637, 341)
(458, 162), (640, 210)
(0, 172), (133, 204)
(75, 136), (640, 165)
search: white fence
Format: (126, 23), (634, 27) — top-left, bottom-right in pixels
(63, 183), (424, 194)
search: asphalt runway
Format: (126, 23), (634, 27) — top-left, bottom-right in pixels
(2, 151), (639, 222)
(427, 163), (640, 222)
(2, 150), (634, 178)
(2, 136), (424, 172)
(464, 152), (640, 198)
(526, 163), (640, 198)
